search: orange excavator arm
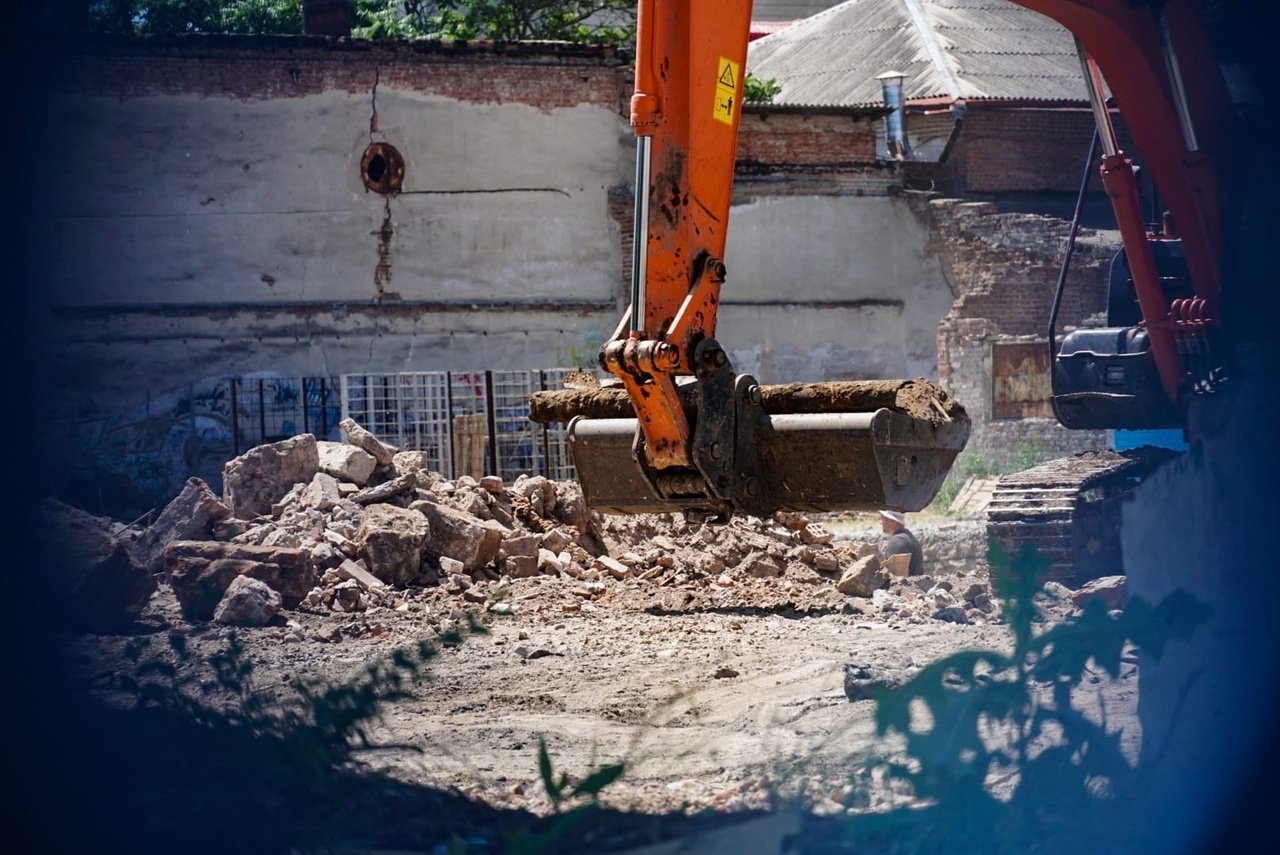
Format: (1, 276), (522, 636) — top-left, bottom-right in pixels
(534, 0), (970, 521)
(599, 0), (754, 472)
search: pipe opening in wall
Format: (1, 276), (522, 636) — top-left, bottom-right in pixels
(361, 142), (405, 194)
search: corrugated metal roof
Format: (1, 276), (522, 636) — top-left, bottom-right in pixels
(747, 0), (1087, 108)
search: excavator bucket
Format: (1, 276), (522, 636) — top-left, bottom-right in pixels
(531, 378), (969, 519)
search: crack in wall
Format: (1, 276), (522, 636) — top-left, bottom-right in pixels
(369, 66), (380, 138)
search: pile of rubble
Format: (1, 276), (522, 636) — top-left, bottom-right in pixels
(36, 419), (1010, 635)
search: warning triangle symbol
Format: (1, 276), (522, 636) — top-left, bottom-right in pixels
(718, 64), (735, 88)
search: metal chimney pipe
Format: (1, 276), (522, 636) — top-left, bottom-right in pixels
(876, 71), (911, 160)
(303, 0), (352, 37)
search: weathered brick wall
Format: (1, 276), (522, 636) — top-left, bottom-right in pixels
(924, 197), (1118, 467)
(961, 107), (1096, 193)
(737, 110), (879, 170)
(52, 34), (632, 109)
(959, 105), (1139, 195)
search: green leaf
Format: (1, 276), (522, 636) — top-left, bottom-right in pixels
(538, 738), (562, 804)
(570, 763), (625, 799)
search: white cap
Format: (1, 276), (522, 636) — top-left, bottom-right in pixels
(879, 510), (906, 525)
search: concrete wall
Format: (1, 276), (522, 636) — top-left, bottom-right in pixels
(723, 195), (952, 381)
(35, 36), (1105, 513)
(40, 39), (633, 418)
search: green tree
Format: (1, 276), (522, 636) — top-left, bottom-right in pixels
(743, 72), (782, 103)
(353, 1), (636, 44)
(86, 1), (304, 35)
(221, 0), (305, 33)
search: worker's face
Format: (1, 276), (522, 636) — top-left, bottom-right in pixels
(880, 516), (900, 534)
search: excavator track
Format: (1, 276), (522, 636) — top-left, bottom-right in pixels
(985, 447), (1178, 585)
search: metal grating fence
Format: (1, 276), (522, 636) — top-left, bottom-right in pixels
(231, 376), (341, 455)
(340, 369), (586, 481)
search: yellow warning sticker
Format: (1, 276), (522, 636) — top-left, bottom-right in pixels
(712, 56), (740, 125)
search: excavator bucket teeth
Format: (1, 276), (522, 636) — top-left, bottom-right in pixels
(532, 379), (970, 518)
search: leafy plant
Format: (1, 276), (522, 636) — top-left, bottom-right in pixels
(743, 73), (782, 103)
(86, 1), (304, 35)
(353, 1), (636, 44)
(861, 539), (1210, 849)
(537, 737), (626, 813)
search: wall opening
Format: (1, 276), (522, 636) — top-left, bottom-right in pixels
(361, 142), (405, 194)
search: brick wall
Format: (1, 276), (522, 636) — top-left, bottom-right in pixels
(961, 106), (1096, 193)
(924, 197), (1118, 466)
(737, 109), (879, 170)
(52, 34), (632, 110)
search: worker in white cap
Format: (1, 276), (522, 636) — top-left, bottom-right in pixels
(879, 510), (924, 576)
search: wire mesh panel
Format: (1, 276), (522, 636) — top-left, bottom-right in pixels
(395, 372), (452, 474)
(232, 376), (340, 451)
(340, 374), (404, 447)
(491, 370), (541, 482)
(339, 369), (585, 482)
(538, 368), (583, 481)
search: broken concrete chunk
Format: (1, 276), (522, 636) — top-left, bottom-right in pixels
(933, 605), (970, 624)
(844, 663), (919, 701)
(480, 475), (505, 493)
(350, 471), (421, 505)
(223, 434), (319, 520)
(456, 490), (493, 520)
(300, 472), (342, 512)
(540, 527), (574, 555)
(132, 477), (232, 575)
(339, 417), (398, 466)
(512, 475), (557, 517)
(356, 504), (430, 586)
(538, 548), (566, 574)
(323, 528), (358, 557)
(418, 502), (504, 573)
(853, 542), (882, 560)
(337, 558), (388, 592)
(213, 575), (281, 627)
(501, 533), (540, 560)
(740, 551), (783, 578)
(1071, 575), (1127, 611)
(593, 555), (631, 580)
(439, 556), (465, 576)
(35, 499), (156, 632)
(308, 542), (341, 569)
(332, 579), (363, 612)
(317, 441), (377, 486)
(774, 511), (810, 532)
(814, 551), (841, 573)
(272, 482), (307, 517)
(164, 540), (314, 619)
(502, 554), (540, 579)
(836, 554), (886, 597)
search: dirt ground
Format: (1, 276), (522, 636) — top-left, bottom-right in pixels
(62, 513), (1140, 850)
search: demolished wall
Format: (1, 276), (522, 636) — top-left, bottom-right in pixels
(926, 198), (1116, 468)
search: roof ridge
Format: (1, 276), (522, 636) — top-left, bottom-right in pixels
(900, 0), (964, 100)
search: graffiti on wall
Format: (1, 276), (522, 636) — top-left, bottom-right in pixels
(53, 375), (340, 520)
